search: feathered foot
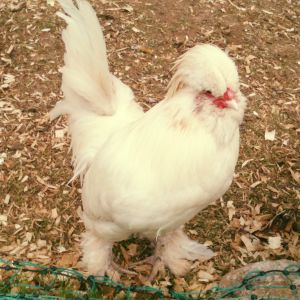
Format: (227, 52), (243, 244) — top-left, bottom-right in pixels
(81, 231), (137, 281)
(158, 227), (215, 276)
(130, 228), (214, 280)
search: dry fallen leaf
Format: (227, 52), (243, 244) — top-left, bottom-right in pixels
(56, 252), (80, 267)
(289, 168), (300, 184)
(0, 153), (7, 165)
(46, 0), (55, 6)
(55, 129), (65, 139)
(197, 270), (215, 282)
(268, 236), (282, 250)
(127, 243), (138, 257)
(4, 194), (10, 205)
(227, 200), (236, 221)
(1, 74), (15, 89)
(132, 27), (141, 33)
(241, 159), (254, 168)
(123, 4), (133, 12)
(120, 245), (130, 264)
(51, 208), (58, 219)
(0, 215), (8, 225)
(241, 234), (255, 252)
(264, 129), (276, 141)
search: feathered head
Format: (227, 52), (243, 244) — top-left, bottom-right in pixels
(166, 44), (242, 111)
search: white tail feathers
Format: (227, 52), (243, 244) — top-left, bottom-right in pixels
(50, 0), (115, 120)
(49, 0), (116, 179)
(50, 0), (141, 181)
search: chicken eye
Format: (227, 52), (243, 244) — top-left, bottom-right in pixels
(204, 90), (214, 98)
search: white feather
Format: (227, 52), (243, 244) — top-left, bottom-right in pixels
(50, 0), (143, 178)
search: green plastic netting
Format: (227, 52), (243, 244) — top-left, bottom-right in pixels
(0, 258), (299, 299)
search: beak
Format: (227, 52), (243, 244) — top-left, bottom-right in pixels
(227, 99), (239, 110)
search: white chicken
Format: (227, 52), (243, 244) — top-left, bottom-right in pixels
(50, 0), (247, 278)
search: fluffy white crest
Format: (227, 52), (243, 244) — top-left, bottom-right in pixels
(166, 44), (240, 99)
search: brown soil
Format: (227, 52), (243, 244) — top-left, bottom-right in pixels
(0, 0), (299, 293)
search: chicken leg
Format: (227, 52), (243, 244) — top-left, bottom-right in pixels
(158, 227), (215, 276)
(130, 227), (215, 280)
(81, 231), (137, 281)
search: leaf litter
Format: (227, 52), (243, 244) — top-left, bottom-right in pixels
(0, 0), (299, 296)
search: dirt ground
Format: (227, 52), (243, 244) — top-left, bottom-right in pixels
(0, 0), (299, 294)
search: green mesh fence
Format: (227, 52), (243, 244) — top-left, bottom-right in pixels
(0, 258), (299, 299)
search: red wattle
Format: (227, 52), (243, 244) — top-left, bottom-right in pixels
(213, 98), (227, 109)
